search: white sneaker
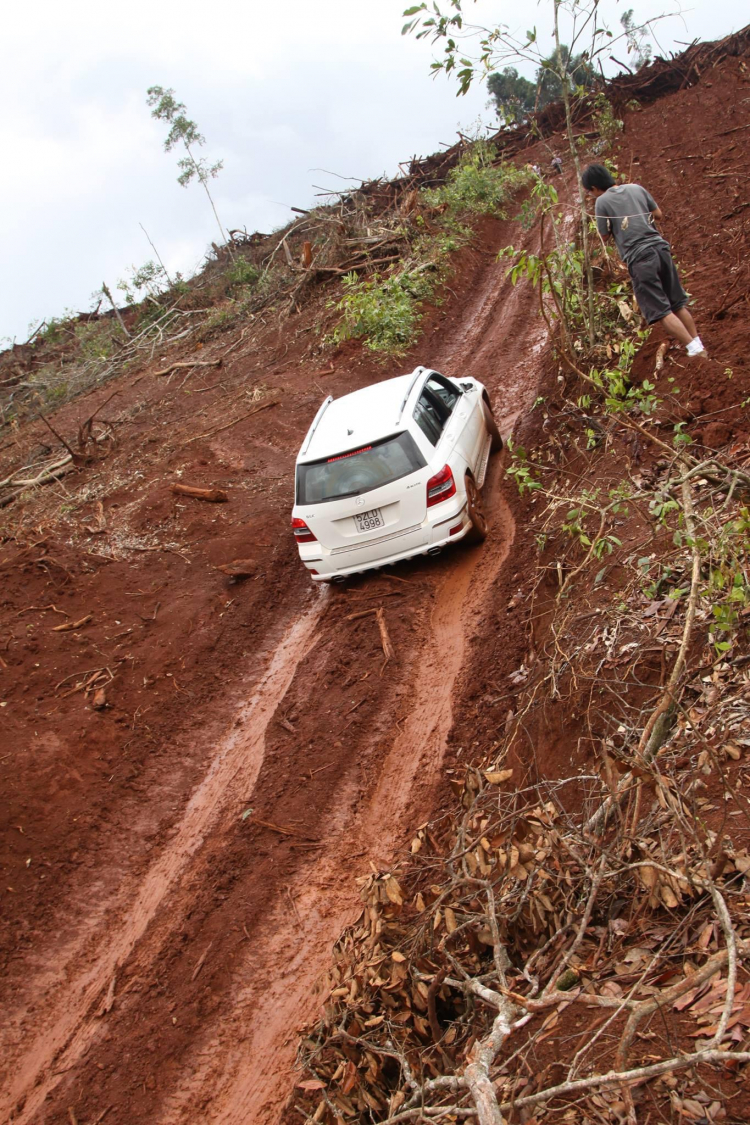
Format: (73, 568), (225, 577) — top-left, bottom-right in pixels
(686, 337), (707, 357)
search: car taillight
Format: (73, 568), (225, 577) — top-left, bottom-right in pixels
(291, 517), (317, 543)
(426, 465), (456, 507)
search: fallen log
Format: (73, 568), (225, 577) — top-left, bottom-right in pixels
(171, 484), (228, 503)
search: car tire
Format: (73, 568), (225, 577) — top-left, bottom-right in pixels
(465, 474), (488, 543)
(482, 397), (503, 453)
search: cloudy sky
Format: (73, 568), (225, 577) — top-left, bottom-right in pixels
(1, 0), (746, 343)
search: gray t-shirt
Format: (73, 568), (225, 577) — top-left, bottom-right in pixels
(595, 184), (669, 266)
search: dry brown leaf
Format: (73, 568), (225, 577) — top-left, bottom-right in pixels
(484, 769), (513, 785)
(660, 883), (680, 909)
(384, 876), (403, 906)
(639, 864), (658, 890)
(391, 951), (406, 962)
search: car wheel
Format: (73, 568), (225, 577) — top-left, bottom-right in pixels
(465, 474), (488, 543)
(482, 397), (503, 452)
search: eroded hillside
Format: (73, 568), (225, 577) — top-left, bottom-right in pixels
(1, 27), (749, 1125)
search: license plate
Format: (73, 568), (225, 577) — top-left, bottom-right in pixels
(353, 508), (384, 533)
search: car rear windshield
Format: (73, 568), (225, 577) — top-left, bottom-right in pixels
(296, 431), (425, 504)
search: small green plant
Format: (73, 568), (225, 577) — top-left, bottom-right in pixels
(224, 257), (260, 292)
(592, 94), (624, 148)
(703, 507), (750, 655)
(326, 140), (531, 357)
(117, 260), (168, 306)
(36, 315), (75, 347)
(589, 337), (660, 417)
(672, 422), (693, 449)
(199, 304), (240, 338)
(505, 441), (542, 495)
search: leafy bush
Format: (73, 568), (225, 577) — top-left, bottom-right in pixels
(36, 315), (75, 347)
(224, 256), (260, 292)
(117, 260), (168, 306)
(329, 268), (435, 356)
(422, 143), (532, 218)
(74, 319), (120, 361)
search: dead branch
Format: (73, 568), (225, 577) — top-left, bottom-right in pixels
(171, 484), (229, 503)
(154, 359), (222, 377)
(52, 614), (93, 633)
(38, 412), (79, 462)
(653, 340), (669, 374)
(180, 399), (279, 447)
(191, 941), (214, 982)
(496, 1049), (750, 1117)
(376, 607), (394, 672)
(636, 478), (700, 761)
(101, 282), (130, 339)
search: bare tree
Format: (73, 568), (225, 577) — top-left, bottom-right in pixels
(146, 85), (229, 251)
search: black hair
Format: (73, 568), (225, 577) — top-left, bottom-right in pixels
(581, 163), (615, 192)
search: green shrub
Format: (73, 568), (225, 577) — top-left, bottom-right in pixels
(224, 257), (260, 292)
(592, 95), (624, 148)
(329, 268), (435, 356)
(422, 143), (532, 218)
(36, 316), (74, 347)
(74, 319), (120, 361)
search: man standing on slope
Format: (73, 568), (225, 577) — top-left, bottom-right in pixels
(581, 163), (706, 358)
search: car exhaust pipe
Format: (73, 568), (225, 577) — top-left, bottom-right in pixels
(427, 546), (442, 556)
(331, 574), (347, 583)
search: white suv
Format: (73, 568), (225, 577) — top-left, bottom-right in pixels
(291, 366), (502, 582)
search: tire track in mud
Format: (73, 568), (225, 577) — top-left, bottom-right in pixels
(154, 239), (534, 1125)
(156, 463), (515, 1125)
(1, 598), (327, 1125)
(5, 223), (547, 1125)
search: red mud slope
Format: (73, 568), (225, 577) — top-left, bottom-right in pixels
(1, 41), (749, 1125)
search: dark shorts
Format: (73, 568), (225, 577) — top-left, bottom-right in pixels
(628, 244), (689, 324)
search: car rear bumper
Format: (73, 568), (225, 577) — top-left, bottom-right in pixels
(299, 500), (472, 580)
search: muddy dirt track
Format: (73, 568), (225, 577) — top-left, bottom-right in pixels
(0, 207), (548, 1124)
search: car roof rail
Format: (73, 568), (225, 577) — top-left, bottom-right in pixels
(301, 395), (334, 457)
(395, 366), (428, 426)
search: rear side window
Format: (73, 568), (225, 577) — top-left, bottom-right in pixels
(414, 386), (450, 445)
(297, 431), (426, 504)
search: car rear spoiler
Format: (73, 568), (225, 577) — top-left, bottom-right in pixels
(300, 395), (333, 457)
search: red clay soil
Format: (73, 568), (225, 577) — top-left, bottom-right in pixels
(1, 43), (749, 1125)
